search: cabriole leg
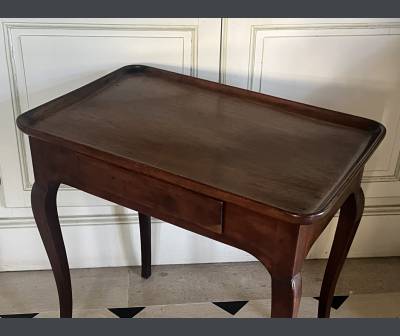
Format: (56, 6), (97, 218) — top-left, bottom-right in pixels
(31, 181), (72, 318)
(318, 188), (365, 318)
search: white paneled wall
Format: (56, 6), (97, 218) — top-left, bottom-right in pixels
(0, 18), (399, 271)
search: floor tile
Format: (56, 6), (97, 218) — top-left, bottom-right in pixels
(36, 309), (117, 318)
(0, 269), (58, 314)
(0, 267), (128, 314)
(71, 267), (128, 310)
(331, 292), (400, 318)
(332, 258), (400, 296)
(298, 297), (319, 318)
(128, 262), (270, 307)
(135, 302), (231, 318)
(234, 297), (318, 318)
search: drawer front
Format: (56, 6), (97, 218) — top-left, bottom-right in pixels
(125, 172), (224, 234)
(68, 153), (224, 233)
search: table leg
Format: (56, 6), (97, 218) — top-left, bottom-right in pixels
(31, 181), (72, 318)
(318, 188), (365, 318)
(271, 273), (302, 317)
(138, 213), (151, 278)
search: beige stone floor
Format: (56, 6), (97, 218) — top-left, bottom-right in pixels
(0, 257), (399, 318)
(32, 293), (400, 318)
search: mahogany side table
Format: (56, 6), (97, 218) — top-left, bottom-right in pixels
(16, 65), (385, 318)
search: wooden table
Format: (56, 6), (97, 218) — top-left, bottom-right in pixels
(16, 65), (385, 318)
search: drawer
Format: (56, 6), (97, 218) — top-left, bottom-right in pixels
(127, 172), (224, 234)
(71, 154), (224, 234)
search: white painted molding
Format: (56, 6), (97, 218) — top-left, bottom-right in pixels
(0, 213), (154, 229)
(246, 22), (400, 92)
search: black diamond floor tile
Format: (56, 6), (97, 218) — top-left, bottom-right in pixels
(212, 301), (249, 315)
(0, 313), (38, 318)
(108, 307), (145, 318)
(313, 295), (349, 310)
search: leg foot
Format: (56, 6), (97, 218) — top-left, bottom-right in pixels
(138, 213), (151, 279)
(31, 182), (72, 318)
(271, 273), (302, 318)
(318, 188), (365, 318)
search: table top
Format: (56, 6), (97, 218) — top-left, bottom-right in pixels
(17, 65), (385, 217)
